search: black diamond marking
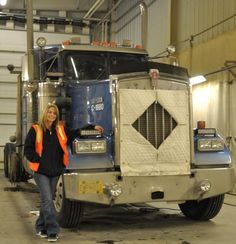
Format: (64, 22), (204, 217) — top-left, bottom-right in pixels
(132, 102), (177, 149)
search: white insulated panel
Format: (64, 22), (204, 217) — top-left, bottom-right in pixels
(119, 88), (190, 176)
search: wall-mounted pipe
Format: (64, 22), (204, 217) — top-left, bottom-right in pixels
(101, 21), (104, 41)
(95, 0), (123, 28)
(26, 0), (34, 82)
(104, 20), (108, 42)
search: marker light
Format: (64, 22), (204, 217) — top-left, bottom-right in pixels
(36, 37), (47, 48)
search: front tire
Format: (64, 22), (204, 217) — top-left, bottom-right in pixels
(179, 194), (225, 220)
(54, 176), (83, 228)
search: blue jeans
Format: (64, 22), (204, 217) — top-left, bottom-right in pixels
(34, 173), (60, 235)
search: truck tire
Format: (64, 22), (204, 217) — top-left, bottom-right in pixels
(4, 143), (16, 178)
(178, 194), (225, 220)
(9, 152), (22, 182)
(54, 176), (84, 228)
(3, 144), (9, 177)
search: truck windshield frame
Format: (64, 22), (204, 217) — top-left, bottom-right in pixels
(61, 50), (149, 82)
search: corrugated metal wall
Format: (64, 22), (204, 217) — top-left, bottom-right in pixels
(173, 1), (236, 191)
(171, 0), (236, 51)
(115, 0), (141, 47)
(114, 0), (171, 57)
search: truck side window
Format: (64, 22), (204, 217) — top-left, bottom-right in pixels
(109, 53), (148, 74)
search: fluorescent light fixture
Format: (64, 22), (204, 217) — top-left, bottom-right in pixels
(0, 0), (7, 6)
(189, 75), (207, 85)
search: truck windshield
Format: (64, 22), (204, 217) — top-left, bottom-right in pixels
(63, 51), (106, 81)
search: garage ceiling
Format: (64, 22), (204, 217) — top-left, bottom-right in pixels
(0, 0), (123, 22)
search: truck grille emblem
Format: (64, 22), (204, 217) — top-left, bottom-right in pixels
(132, 102), (177, 149)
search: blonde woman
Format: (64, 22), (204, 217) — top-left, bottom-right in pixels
(24, 103), (103, 242)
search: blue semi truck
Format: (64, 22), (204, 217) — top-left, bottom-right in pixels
(3, 37), (235, 228)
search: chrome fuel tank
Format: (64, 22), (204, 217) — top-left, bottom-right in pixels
(38, 81), (61, 119)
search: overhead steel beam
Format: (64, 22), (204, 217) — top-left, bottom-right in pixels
(83, 0), (104, 18)
(95, 0), (123, 28)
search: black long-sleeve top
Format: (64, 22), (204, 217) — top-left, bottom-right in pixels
(24, 124), (95, 177)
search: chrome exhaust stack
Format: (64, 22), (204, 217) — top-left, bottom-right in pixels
(140, 2), (148, 50)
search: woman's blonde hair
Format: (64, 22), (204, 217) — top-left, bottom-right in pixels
(39, 103), (60, 131)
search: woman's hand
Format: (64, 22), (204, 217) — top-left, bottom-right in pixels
(94, 125), (104, 133)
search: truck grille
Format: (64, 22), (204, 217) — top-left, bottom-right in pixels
(132, 102), (177, 149)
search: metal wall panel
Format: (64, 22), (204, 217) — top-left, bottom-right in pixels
(0, 82), (17, 98)
(0, 114), (16, 125)
(115, 0), (141, 46)
(114, 0), (171, 57)
(172, 0), (236, 51)
(147, 0), (171, 57)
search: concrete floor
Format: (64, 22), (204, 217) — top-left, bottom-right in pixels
(0, 170), (236, 244)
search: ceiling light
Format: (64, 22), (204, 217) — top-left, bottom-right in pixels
(189, 75), (207, 85)
(0, 0), (7, 6)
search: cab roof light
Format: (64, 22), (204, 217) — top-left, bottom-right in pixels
(122, 39), (132, 47)
(62, 40), (70, 46)
(91, 40), (117, 48)
(62, 37), (81, 47)
(91, 40), (100, 46)
(100, 41), (108, 47)
(135, 44), (142, 49)
(109, 41), (117, 48)
(70, 37), (81, 44)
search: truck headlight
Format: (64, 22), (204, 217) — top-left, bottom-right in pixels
(73, 139), (107, 154)
(76, 142), (91, 152)
(198, 138), (224, 151)
(91, 142), (106, 152)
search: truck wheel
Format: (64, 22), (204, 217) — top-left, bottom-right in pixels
(4, 143), (15, 178)
(3, 144), (9, 177)
(178, 194), (225, 220)
(9, 152), (22, 182)
(54, 176), (84, 228)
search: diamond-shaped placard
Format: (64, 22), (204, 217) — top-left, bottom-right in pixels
(132, 101), (177, 149)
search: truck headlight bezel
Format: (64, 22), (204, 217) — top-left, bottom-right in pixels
(197, 138), (224, 151)
(73, 139), (107, 154)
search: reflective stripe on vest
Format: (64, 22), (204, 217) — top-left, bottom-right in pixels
(56, 125), (69, 167)
(29, 124), (69, 172)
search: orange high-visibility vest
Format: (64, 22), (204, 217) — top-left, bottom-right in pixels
(29, 124), (69, 172)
